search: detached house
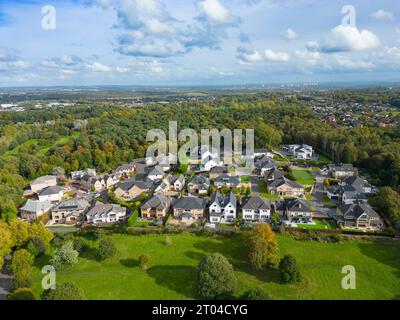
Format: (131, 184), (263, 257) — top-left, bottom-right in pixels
(241, 196), (271, 222)
(339, 176), (372, 194)
(267, 177), (304, 197)
(254, 156), (276, 175)
(173, 196), (207, 221)
(115, 163), (135, 177)
(277, 198), (314, 222)
(155, 175), (185, 195)
(51, 197), (91, 224)
(147, 165), (165, 181)
(209, 192), (237, 223)
(71, 168), (96, 180)
(86, 202), (127, 225)
(141, 195), (172, 220)
(264, 168), (285, 183)
(335, 203), (383, 230)
(214, 175), (241, 189)
(20, 199), (53, 221)
(30, 175), (57, 193)
(282, 144), (313, 160)
(38, 186), (64, 202)
(328, 164), (358, 179)
(114, 180), (151, 201)
(187, 174), (210, 196)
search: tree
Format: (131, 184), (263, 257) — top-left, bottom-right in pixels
(138, 253), (150, 270)
(10, 249), (34, 289)
(98, 237), (116, 261)
(197, 253), (237, 299)
(9, 220), (30, 247)
(245, 224), (278, 271)
(0, 198), (18, 223)
(28, 222), (54, 244)
(50, 241), (79, 271)
(41, 283), (85, 300)
(241, 288), (273, 300)
(0, 222), (13, 269)
(73, 237), (89, 254)
(26, 237), (46, 257)
(279, 254), (302, 284)
(371, 187), (400, 229)
(271, 213), (280, 225)
(7, 288), (36, 300)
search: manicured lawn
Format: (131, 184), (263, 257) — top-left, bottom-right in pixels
(258, 182), (280, 199)
(292, 169), (315, 185)
(297, 220), (337, 230)
(30, 233), (400, 300)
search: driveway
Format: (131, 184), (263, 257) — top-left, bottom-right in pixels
(0, 261), (12, 300)
(250, 175), (260, 196)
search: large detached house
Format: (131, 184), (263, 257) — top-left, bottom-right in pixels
(187, 174), (210, 196)
(141, 195), (172, 220)
(209, 191), (237, 223)
(155, 175), (185, 194)
(214, 175), (241, 189)
(51, 197), (91, 224)
(30, 175), (57, 193)
(328, 163), (358, 179)
(339, 176), (372, 194)
(20, 199), (53, 221)
(86, 202), (127, 225)
(147, 165), (165, 181)
(71, 168), (96, 180)
(267, 177), (304, 197)
(282, 144), (313, 160)
(114, 180), (151, 201)
(173, 196), (207, 221)
(277, 198), (314, 221)
(241, 196), (271, 222)
(38, 186), (64, 202)
(335, 203), (384, 230)
(264, 168), (285, 183)
(115, 163), (135, 177)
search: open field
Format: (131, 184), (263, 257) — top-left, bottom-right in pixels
(30, 233), (400, 300)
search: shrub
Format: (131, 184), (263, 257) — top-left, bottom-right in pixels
(198, 253), (237, 299)
(50, 241), (79, 271)
(73, 237), (89, 253)
(7, 288), (36, 300)
(241, 288), (273, 300)
(41, 283), (85, 300)
(98, 238), (116, 261)
(279, 254), (302, 284)
(26, 237), (46, 257)
(138, 253), (150, 270)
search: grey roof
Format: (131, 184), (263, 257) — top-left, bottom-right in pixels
(86, 202), (126, 218)
(210, 166), (228, 174)
(188, 174), (210, 188)
(116, 180), (135, 191)
(141, 195), (172, 210)
(264, 168), (285, 181)
(269, 177), (303, 189)
(214, 175), (241, 187)
(148, 165), (164, 176)
(31, 175), (57, 185)
(135, 180), (152, 190)
(174, 196), (207, 210)
(21, 199), (52, 213)
(241, 196), (271, 210)
(329, 163), (357, 172)
(254, 157), (276, 170)
(115, 163), (135, 172)
(52, 198), (90, 212)
(342, 176), (370, 189)
(38, 186), (63, 196)
(283, 198), (313, 213)
(211, 191), (237, 209)
(337, 203), (380, 219)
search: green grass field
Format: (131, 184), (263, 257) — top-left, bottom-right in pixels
(30, 233), (400, 300)
(292, 169), (315, 185)
(297, 220), (337, 230)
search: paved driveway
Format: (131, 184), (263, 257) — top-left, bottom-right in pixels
(250, 175), (260, 196)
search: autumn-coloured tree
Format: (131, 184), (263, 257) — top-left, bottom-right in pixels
(245, 224), (278, 271)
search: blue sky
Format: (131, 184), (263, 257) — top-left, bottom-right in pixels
(0, 0), (399, 86)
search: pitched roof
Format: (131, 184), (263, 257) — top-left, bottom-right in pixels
(214, 175), (240, 186)
(52, 198), (91, 212)
(241, 196), (271, 210)
(211, 191), (237, 209)
(284, 198), (313, 213)
(337, 203), (380, 219)
(342, 176), (370, 189)
(174, 196), (207, 210)
(141, 195), (172, 210)
(116, 180), (136, 191)
(269, 177), (303, 189)
(38, 186), (63, 196)
(188, 174), (210, 188)
(264, 168), (285, 180)
(21, 199), (52, 213)
(86, 202), (126, 218)
(31, 175), (57, 185)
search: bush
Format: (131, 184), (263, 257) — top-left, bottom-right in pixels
(26, 237), (46, 257)
(138, 254), (150, 270)
(41, 283), (85, 300)
(198, 253), (237, 299)
(241, 288), (273, 300)
(279, 254), (302, 284)
(73, 237), (89, 253)
(7, 288), (36, 300)
(98, 238), (116, 261)
(50, 241), (79, 271)
(10, 249), (34, 289)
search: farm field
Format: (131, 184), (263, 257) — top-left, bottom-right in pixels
(30, 233), (400, 300)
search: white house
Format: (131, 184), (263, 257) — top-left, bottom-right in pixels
(147, 165), (165, 181)
(241, 196), (271, 222)
(86, 202), (127, 225)
(38, 186), (64, 202)
(209, 191), (237, 223)
(282, 144), (313, 160)
(30, 175), (57, 193)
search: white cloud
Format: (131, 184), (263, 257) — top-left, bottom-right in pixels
(264, 49), (289, 62)
(284, 28), (298, 40)
(334, 56), (374, 70)
(321, 25), (380, 52)
(385, 46), (400, 59)
(371, 9), (394, 20)
(198, 0), (233, 24)
(115, 66), (130, 73)
(295, 50), (321, 64)
(237, 48), (264, 63)
(86, 62), (112, 72)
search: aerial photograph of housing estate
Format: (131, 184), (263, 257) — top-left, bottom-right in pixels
(0, 0), (400, 307)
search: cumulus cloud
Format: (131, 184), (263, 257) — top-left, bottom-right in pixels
(320, 25), (380, 53)
(237, 47), (289, 63)
(198, 0), (239, 26)
(264, 49), (289, 62)
(86, 62), (112, 72)
(0, 48), (30, 73)
(371, 9), (394, 20)
(294, 50), (321, 64)
(284, 28), (298, 40)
